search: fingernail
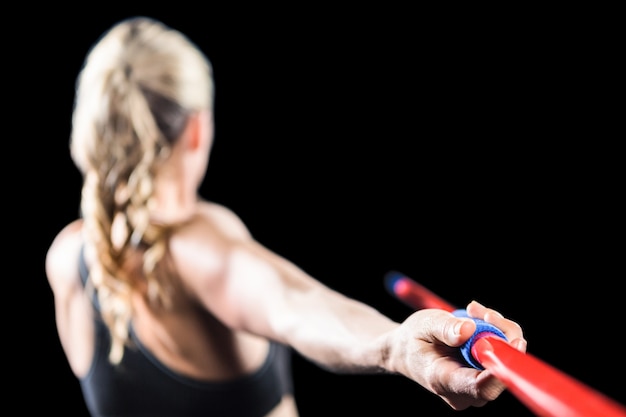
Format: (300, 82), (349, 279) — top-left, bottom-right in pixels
(486, 310), (504, 320)
(455, 319), (471, 336)
(454, 321), (464, 336)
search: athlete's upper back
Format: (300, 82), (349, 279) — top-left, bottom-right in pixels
(47, 204), (296, 417)
(81, 239), (295, 416)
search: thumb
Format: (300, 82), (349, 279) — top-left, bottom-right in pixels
(415, 309), (477, 347)
(443, 314), (477, 347)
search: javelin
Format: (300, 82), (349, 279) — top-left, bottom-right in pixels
(384, 271), (626, 417)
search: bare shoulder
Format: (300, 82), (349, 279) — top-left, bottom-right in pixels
(45, 219), (84, 293)
(167, 201), (252, 299)
(195, 200), (252, 241)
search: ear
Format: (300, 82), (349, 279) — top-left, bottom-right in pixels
(185, 110), (213, 151)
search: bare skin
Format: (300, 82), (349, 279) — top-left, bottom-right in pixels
(46, 110), (526, 416)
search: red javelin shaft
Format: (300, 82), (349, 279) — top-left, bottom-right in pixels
(385, 272), (626, 417)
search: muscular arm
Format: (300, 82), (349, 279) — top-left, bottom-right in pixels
(173, 203), (399, 373)
(173, 203), (527, 410)
(221, 240), (399, 374)
(216, 245), (528, 410)
(45, 220), (95, 377)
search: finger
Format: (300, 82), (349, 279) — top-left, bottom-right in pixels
(465, 300), (495, 319)
(475, 369), (508, 401)
(510, 337), (528, 353)
(466, 300), (526, 352)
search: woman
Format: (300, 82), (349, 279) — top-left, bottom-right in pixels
(46, 16), (527, 417)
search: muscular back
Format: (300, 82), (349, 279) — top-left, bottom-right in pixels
(46, 202), (298, 416)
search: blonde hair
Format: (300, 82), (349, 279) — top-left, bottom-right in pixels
(70, 16), (214, 363)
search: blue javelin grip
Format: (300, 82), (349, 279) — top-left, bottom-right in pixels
(384, 271), (509, 371)
(452, 309), (508, 370)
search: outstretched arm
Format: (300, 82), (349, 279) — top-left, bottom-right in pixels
(220, 239), (526, 410)
(175, 204), (526, 410)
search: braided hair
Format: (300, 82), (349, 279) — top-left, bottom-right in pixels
(70, 16), (213, 363)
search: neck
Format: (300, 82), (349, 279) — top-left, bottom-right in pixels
(151, 178), (199, 224)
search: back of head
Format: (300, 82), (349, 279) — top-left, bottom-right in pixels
(69, 16), (214, 364)
(71, 16), (213, 174)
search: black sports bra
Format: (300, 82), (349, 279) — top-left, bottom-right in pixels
(78, 246), (294, 417)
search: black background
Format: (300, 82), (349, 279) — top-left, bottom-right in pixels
(18, 6), (623, 417)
